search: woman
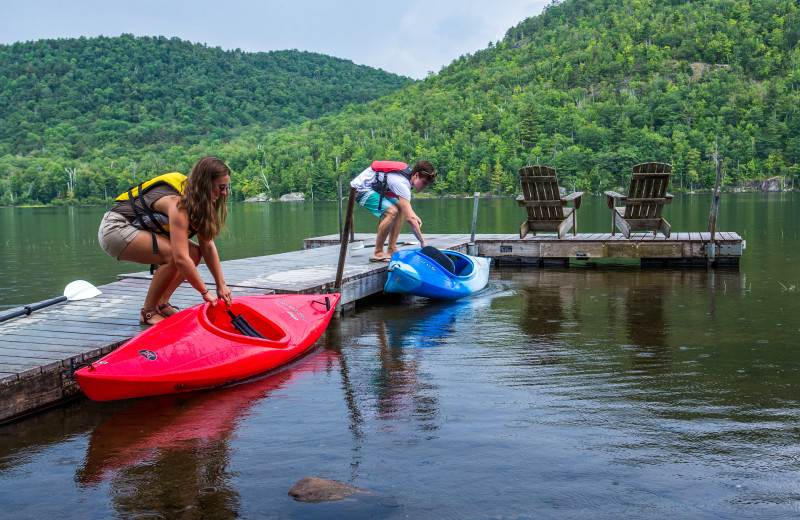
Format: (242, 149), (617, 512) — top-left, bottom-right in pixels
(98, 156), (233, 325)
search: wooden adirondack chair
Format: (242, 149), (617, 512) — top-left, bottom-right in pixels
(604, 162), (673, 238)
(516, 166), (583, 239)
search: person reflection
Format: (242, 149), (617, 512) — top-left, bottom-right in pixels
(369, 299), (466, 432)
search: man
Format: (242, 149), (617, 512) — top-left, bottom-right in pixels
(350, 159), (437, 262)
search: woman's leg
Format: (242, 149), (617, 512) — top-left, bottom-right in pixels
(156, 241), (202, 315)
(118, 232), (175, 324)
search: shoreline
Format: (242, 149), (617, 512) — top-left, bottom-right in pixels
(0, 188), (794, 208)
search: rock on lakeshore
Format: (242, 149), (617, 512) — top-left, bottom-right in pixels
(288, 477), (364, 503)
(244, 193), (270, 202)
(280, 192), (305, 201)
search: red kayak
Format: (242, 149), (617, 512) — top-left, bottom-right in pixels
(74, 293), (340, 401)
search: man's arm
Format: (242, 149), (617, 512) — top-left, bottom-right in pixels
(394, 198), (426, 247)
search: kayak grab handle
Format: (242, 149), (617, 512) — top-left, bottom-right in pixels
(69, 358), (95, 380)
(311, 297), (331, 311)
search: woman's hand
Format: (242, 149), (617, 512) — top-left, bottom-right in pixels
(216, 282), (233, 307)
(202, 289), (218, 306)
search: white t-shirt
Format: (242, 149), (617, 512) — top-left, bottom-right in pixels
(350, 166), (412, 201)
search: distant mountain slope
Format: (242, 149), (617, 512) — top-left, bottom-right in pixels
(0, 35), (412, 157)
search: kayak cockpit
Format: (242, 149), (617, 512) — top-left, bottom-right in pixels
(450, 255), (474, 277)
(201, 301), (289, 344)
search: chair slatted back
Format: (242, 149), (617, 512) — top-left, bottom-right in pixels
(624, 162), (672, 219)
(519, 165), (565, 221)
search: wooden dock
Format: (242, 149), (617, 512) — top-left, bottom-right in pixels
(0, 230), (743, 424)
(306, 231), (745, 267)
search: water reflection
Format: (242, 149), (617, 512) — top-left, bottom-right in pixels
(334, 296), (492, 440)
(4, 259), (800, 518)
(619, 272), (671, 371)
(75, 349), (338, 518)
(619, 268), (747, 373)
(372, 298), (476, 429)
(504, 266), (747, 375)
(515, 269), (581, 340)
(354, 299), (447, 431)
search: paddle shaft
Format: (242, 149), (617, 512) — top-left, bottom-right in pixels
(0, 295), (67, 323)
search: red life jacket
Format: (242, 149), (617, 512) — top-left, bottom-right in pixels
(370, 161), (412, 205)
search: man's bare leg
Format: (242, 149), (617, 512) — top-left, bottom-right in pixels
(372, 206), (399, 261)
(386, 205), (405, 255)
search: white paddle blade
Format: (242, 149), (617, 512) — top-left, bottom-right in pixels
(349, 240), (365, 256)
(64, 280), (102, 301)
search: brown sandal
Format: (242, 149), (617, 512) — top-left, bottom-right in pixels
(140, 307), (166, 326)
(157, 303), (180, 316)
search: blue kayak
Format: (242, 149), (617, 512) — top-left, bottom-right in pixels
(384, 247), (490, 299)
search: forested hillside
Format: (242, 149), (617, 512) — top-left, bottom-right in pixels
(0, 35), (411, 204)
(242, 0), (800, 199)
(2, 0), (799, 205)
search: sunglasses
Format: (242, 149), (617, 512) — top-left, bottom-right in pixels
(217, 184), (230, 193)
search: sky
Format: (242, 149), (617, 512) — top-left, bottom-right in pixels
(0, 0), (549, 79)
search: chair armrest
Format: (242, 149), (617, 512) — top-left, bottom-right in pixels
(562, 191), (583, 210)
(604, 190), (624, 209)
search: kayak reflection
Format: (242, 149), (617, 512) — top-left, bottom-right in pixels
(379, 289), (495, 349)
(338, 294), (493, 431)
(76, 348), (339, 486)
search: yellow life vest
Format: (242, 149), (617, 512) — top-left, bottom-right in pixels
(115, 173), (193, 266)
(115, 173), (186, 236)
(115, 172), (186, 200)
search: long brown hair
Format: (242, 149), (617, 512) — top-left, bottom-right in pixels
(178, 156), (230, 240)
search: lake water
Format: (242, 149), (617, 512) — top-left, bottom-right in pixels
(1, 194), (799, 518)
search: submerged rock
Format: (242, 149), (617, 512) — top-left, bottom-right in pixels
(288, 477), (364, 503)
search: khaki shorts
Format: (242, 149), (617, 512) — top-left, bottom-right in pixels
(98, 211), (141, 260)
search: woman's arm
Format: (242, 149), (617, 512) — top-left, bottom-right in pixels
(164, 200), (230, 306)
(198, 238), (232, 306)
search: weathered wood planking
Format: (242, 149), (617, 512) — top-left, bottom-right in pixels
(304, 232), (744, 266)
(304, 232), (743, 262)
